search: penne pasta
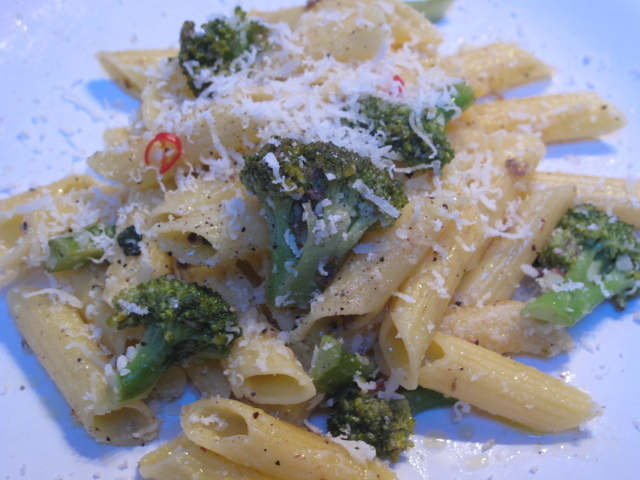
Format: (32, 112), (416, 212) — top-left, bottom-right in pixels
(532, 170), (640, 227)
(184, 359), (233, 399)
(223, 312), (317, 405)
(96, 49), (176, 99)
(140, 434), (281, 480)
(380, 199), (483, 389)
(441, 41), (553, 97)
(8, 287), (159, 445)
(181, 397), (398, 480)
(291, 196), (447, 341)
(437, 300), (575, 356)
(451, 92), (627, 142)
(418, 332), (600, 432)
(453, 185), (576, 306)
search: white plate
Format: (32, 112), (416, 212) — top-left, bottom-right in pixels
(1, 1), (638, 479)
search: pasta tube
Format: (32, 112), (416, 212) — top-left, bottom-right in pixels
(181, 397), (397, 480)
(97, 49), (176, 99)
(452, 92), (627, 142)
(140, 435), (280, 480)
(418, 332), (600, 432)
(380, 199), (483, 389)
(223, 313), (317, 405)
(453, 185), (576, 306)
(8, 287), (159, 445)
(437, 300), (574, 356)
(532, 170), (640, 227)
(441, 41), (552, 97)
(292, 196), (445, 341)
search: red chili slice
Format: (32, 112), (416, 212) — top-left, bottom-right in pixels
(144, 132), (183, 174)
(392, 74), (405, 95)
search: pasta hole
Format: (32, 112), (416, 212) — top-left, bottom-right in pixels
(382, 324), (409, 367)
(425, 340), (445, 363)
(235, 258), (263, 287)
(93, 404), (159, 446)
(244, 375), (308, 404)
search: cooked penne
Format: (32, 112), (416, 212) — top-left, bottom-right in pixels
(149, 193), (268, 267)
(532, 170), (640, 227)
(148, 366), (187, 401)
(222, 312), (316, 405)
(418, 332), (599, 432)
(140, 434), (281, 480)
(184, 359), (233, 399)
(441, 41), (553, 97)
(291, 196), (446, 341)
(453, 185), (576, 306)
(437, 300), (574, 356)
(181, 397), (398, 480)
(8, 287), (159, 445)
(443, 129), (544, 209)
(451, 92), (627, 142)
(380, 200), (483, 389)
(0, 175), (124, 281)
(96, 49), (176, 99)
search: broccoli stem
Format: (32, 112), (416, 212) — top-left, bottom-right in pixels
(46, 224), (115, 272)
(523, 250), (633, 326)
(400, 386), (457, 415)
(449, 83), (475, 118)
(266, 190), (376, 307)
(264, 197), (304, 306)
(116, 327), (170, 403)
(310, 335), (375, 394)
(407, 0), (455, 22)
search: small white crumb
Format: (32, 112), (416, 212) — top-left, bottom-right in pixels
(520, 264), (540, 278)
(480, 439), (495, 452)
(452, 401), (471, 422)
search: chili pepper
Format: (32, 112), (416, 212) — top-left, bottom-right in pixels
(144, 132), (183, 174)
(392, 74), (405, 95)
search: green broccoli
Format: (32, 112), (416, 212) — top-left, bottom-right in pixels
(108, 276), (241, 403)
(310, 335), (376, 394)
(355, 83), (474, 171)
(522, 203), (640, 326)
(327, 381), (416, 462)
(116, 225), (142, 256)
(407, 0), (455, 22)
(45, 223), (115, 272)
(399, 386), (457, 415)
(240, 137), (408, 308)
(179, 7), (270, 96)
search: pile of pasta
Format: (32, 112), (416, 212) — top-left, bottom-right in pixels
(1, 1), (637, 479)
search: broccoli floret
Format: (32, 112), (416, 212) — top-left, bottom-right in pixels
(179, 7), (270, 96)
(108, 276), (241, 403)
(327, 382), (416, 462)
(240, 137), (408, 308)
(522, 203), (640, 326)
(45, 223), (115, 272)
(356, 83), (474, 171)
(116, 225), (142, 256)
